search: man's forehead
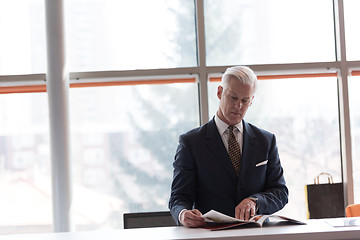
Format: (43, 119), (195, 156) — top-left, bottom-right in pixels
(227, 89), (252, 98)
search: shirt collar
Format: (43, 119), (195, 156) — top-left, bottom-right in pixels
(215, 113), (243, 135)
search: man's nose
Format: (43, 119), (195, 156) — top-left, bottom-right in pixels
(235, 100), (243, 109)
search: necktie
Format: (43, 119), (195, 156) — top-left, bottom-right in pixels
(228, 126), (241, 176)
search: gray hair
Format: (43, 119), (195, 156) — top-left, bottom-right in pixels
(221, 66), (258, 93)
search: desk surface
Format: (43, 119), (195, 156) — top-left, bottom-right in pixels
(1, 218), (360, 240)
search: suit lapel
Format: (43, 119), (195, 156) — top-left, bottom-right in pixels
(240, 120), (257, 177)
(205, 118), (237, 181)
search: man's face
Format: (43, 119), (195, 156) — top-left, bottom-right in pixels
(217, 78), (254, 126)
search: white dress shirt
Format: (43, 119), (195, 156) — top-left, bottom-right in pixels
(214, 114), (243, 155)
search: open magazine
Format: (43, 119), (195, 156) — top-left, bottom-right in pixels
(202, 210), (305, 231)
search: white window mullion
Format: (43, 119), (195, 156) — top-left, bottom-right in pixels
(334, 0), (354, 206)
(45, 0), (72, 232)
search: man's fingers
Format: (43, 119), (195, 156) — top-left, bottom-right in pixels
(235, 198), (257, 221)
(192, 209), (203, 217)
(185, 209), (203, 220)
(245, 207), (251, 220)
(183, 209), (205, 228)
(250, 206), (255, 218)
(239, 207), (253, 221)
(239, 207), (246, 221)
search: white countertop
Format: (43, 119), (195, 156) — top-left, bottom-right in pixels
(1, 218), (360, 240)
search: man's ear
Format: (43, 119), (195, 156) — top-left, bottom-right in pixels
(217, 86), (223, 100)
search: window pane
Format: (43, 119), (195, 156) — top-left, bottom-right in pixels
(64, 0), (197, 72)
(0, 93), (52, 234)
(204, 0), (335, 66)
(69, 82), (199, 230)
(344, 0), (360, 61)
(0, 0), (46, 75)
(349, 76), (360, 203)
(208, 77), (341, 219)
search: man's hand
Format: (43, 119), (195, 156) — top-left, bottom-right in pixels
(180, 209), (206, 228)
(235, 198), (256, 221)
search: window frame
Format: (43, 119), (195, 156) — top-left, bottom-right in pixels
(0, 0), (358, 233)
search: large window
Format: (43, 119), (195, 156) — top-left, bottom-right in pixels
(69, 81), (199, 230)
(0, 81), (199, 234)
(64, 0), (197, 72)
(0, 93), (52, 234)
(208, 76), (341, 220)
(204, 0), (335, 66)
(344, 0), (360, 61)
(0, 0), (197, 74)
(0, 0), (46, 75)
(349, 75), (360, 203)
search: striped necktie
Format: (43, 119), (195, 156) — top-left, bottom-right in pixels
(228, 126), (241, 176)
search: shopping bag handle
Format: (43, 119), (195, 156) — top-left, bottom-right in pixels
(314, 172), (334, 184)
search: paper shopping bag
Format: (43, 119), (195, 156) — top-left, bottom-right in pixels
(305, 172), (345, 219)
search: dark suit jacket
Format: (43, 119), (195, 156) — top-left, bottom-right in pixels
(169, 118), (288, 225)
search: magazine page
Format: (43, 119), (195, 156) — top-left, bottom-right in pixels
(249, 215), (269, 226)
(202, 210), (261, 230)
(249, 214), (305, 226)
(201, 210), (305, 230)
(202, 210), (244, 223)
